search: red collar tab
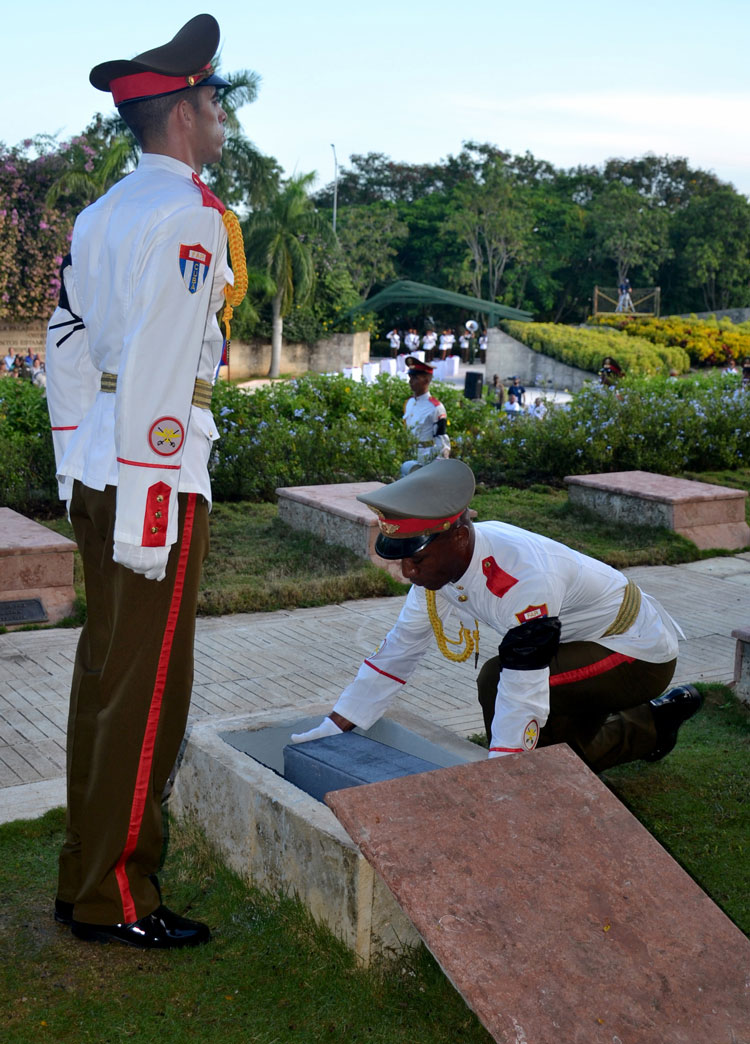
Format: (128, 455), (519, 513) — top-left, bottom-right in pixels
(110, 63), (213, 106)
(482, 556), (519, 598)
(192, 173), (226, 214)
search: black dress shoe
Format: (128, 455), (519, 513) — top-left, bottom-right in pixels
(71, 905), (210, 949)
(54, 899), (74, 925)
(645, 684), (703, 762)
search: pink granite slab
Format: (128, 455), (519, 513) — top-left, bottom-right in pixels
(565, 470), (747, 506)
(275, 482), (385, 525)
(0, 507), (76, 555)
(326, 745), (750, 1044)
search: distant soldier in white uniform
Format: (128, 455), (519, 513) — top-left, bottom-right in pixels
(399, 357), (450, 476)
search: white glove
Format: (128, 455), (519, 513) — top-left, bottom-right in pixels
(291, 716), (344, 744)
(113, 540), (170, 581)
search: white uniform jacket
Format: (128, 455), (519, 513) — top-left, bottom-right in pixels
(46, 154), (231, 550)
(333, 522), (681, 756)
(403, 392), (450, 463)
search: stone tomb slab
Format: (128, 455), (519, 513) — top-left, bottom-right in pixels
(565, 470), (750, 551)
(0, 507), (76, 626)
(283, 732), (442, 802)
(326, 744), (750, 1044)
(275, 482), (404, 580)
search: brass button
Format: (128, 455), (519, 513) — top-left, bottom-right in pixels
(156, 495), (164, 503)
(155, 511), (162, 519)
(458, 595), (468, 602)
(150, 526), (158, 534)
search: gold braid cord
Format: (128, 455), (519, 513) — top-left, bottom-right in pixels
(426, 589), (479, 663)
(221, 210), (248, 346)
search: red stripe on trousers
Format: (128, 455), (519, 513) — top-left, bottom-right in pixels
(114, 493), (197, 922)
(549, 651), (635, 687)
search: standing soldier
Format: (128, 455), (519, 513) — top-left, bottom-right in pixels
(45, 14), (247, 949)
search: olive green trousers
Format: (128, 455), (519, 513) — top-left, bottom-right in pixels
(477, 641), (677, 773)
(57, 482), (209, 925)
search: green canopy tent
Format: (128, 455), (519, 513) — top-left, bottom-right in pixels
(348, 279), (534, 323)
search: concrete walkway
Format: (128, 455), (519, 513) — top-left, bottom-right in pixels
(2, 553), (749, 825)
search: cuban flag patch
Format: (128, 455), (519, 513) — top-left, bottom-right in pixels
(179, 243), (212, 294)
(515, 603), (549, 625)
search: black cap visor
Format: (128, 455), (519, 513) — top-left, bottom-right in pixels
(375, 531), (439, 560)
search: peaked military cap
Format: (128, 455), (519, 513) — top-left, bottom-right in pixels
(404, 356), (435, 375)
(358, 458), (475, 560)
(90, 14), (230, 107)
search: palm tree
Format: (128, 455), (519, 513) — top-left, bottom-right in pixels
(203, 68), (281, 209)
(45, 115), (136, 208)
(243, 173), (331, 377)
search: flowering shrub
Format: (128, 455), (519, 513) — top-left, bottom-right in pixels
(457, 371), (750, 485)
(0, 141), (73, 321)
(6, 370), (750, 514)
(502, 320), (690, 376)
(209, 373), (414, 499)
(590, 315), (750, 367)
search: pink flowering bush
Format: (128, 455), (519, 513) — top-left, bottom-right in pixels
(0, 141), (74, 321)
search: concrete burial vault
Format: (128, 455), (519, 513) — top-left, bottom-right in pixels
(171, 708), (750, 1042)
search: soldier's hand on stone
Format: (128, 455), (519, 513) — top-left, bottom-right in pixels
(291, 712), (355, 743)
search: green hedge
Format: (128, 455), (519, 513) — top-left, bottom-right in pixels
(0, 379), (58, 514)
(4, 369), (750, 514)
(456, 371), (750, 485)
(501, 320), (691, 376)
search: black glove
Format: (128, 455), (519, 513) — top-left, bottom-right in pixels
(498, 616), (561, 671)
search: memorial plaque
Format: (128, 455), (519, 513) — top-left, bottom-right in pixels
(327, 745), (750, 1044)
(0, 597), (48, 625)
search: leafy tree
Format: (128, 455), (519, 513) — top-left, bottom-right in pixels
(670, 187), (750, 311)
(336, 202), (408, 297)
(602, 154), (723, 210)
(443, 158), (534, 301)
(589, 182), (671, 284)
(243, 173), (331, 377)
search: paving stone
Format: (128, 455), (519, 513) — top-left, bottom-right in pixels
(0, 552), (748, 800)
(326, 745), (750, 1044)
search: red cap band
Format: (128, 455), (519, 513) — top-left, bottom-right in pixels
(110, 64), (212, 105)
(378, 510), (463, 536)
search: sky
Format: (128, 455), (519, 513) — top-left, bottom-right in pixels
(5, 0), (750, 197)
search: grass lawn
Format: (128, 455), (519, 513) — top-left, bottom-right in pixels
(1, 681), (747, 1042)
(0, 812), (493, 1044)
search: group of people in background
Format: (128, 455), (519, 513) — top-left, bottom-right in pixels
(387, 324), (488, 363)
(1, 349), (46, 386)
(723, 356), (750, 388)
(487, 374), (546, 419)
